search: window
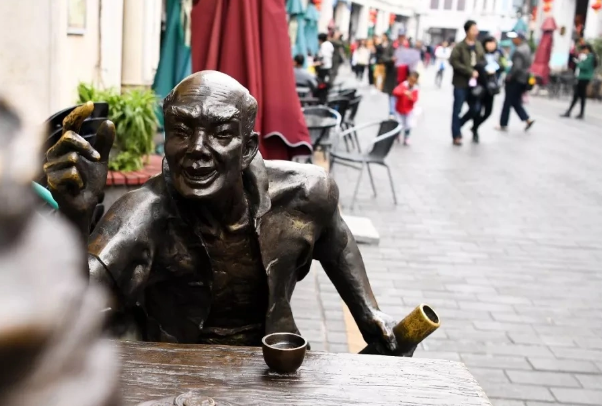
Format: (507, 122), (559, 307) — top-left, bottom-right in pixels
(482, 0), (487, 11)
(458, 0), (466, 10)
(430, 0), (440, 9)
(444, 0), (453, 10)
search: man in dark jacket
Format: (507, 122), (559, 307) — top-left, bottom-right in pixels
(449, 20), (485, 145)
(379, 33), (398, 116)
(498, 31), (535, 131)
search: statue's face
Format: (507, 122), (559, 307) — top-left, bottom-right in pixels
(164, 75), (256, 200)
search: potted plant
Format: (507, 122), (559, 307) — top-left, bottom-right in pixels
(77, 83), (159, 171)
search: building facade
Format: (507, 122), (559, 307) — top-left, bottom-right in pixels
(0, 0), (163, 125)
(416, 0), (519, 44)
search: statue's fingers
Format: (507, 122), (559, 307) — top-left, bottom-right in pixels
(47, 131), (100, 161)
(46, 167), (84, 192)
(94, 120), (115, 162)
(43, 152), (79, 172)
(62, 101), (94, 135)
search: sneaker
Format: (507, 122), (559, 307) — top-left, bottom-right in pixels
(575, 115), (584, 120)
(525, 119), (535, 131)
(403, 137), (411, 146)
(495, 126), (508, 132)
(453, 138), (462, 146)
(560, 112), (570, 118)
(471, 127), (479, 143)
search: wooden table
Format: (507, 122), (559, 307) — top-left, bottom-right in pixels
(118, 341), (491, 406)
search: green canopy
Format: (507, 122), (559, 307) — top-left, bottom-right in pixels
(152, 0), (192, 128)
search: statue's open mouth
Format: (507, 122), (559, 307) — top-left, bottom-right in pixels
(182, 168), (218, 184)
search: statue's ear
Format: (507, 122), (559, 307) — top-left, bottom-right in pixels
(242, 131), (259, 170)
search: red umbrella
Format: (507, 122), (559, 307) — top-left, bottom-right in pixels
(530, 17), (557, 86)
(190, 0), (312, 160)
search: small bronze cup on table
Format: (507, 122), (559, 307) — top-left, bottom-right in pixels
(361, 304), (441, 355)
(262, 332), (308, 373)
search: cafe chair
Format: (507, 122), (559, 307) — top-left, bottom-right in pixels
(341, 95), (363, 152)
(329, 119), (401, 210)
(302, 105), (341, 152)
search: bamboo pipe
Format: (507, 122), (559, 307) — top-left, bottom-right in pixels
(360, 304), (440, 355)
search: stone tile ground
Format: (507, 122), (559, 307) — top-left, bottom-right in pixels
(291, 67), (602, 405)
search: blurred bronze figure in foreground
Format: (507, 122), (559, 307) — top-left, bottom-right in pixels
(0, 100), (119, 406)
(44, 71), (412, 355)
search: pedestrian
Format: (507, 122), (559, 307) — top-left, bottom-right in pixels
(373, 35), (386, 91)
(367, 39), (377, 91)
(561, 43), (597, 119)
(293, 54), (318, 95)
(497, 31), (535, 132)
(435, 41), (451, 88)
(449, 20), (485, 146)
(378, 33), (398, 117)
(392, 71), (420, 145)
(354, 40), (371, 81)
(329, 30), (346, 85)
(315, 33), (334, 83)
(472, 36), (503, 142)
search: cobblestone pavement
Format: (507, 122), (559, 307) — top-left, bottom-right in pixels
(291, 68), (602, 405)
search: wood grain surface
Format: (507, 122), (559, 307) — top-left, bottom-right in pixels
(118, 341), (491, 406)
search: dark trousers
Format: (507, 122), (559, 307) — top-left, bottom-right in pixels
(317, 68), (330, 82)
(474, 93), (495, 130)
(452, 87), (480, 139)
(368, 64), (375, 85)
(354, 64), (366, 80)
(500, 81), (529, 126)
(567, 79), (590, 116)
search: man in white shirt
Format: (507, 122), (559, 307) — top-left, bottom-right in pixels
(315, 33), (334, 82)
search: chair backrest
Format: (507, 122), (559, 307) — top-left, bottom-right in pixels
(300, 97), (321, 107)
(302, 106), (341, 148)
(337, 88), (357, 99)
(346, 95), (362, 122)
(367, 120), (402, 160)
(296, 87), (311, 98)
(326, 97), (350, 122)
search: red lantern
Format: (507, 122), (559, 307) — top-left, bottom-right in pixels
(543, 3), (552, 12)
(313, 0), (322, 11)
(542, 0), (553, 3)
(593, 1), (602, 12)
(369, 9), (377, 24)
(389, 13), (396, 25)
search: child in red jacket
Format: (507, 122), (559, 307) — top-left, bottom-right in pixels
(392, 71), (419, 145)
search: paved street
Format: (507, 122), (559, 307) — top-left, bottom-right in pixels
(292, 68), (602, 406)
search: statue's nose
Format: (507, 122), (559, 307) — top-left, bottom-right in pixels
(188, 130), (210, 157)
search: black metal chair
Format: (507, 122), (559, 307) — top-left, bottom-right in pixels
(341, 95), (363, 152)
(326, 97), (350, 130)
(296, 86), (312, 99)
(302, 106), (341, 154)
(330, 120), (401, 210)
(300, 97), (321, 107)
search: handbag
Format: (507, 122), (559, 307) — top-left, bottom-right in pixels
(471, 84), (485, 98)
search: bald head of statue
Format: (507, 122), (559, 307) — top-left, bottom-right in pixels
(163, 71), (259, 200)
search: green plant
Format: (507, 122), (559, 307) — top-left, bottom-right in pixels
(77, 83), (158, 172)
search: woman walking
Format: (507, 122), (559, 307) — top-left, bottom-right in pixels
(561, 43), (597, 119)
(472, 37), (504, 142)
(354, 40), (371, 81)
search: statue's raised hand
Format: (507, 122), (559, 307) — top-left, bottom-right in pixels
(44, 102), (115, 228)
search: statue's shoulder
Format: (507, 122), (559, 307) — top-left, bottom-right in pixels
(264, 160), (338, 219)
(105, 175), (170, 219)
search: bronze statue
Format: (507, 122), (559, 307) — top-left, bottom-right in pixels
(44, 71), (409, 355)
